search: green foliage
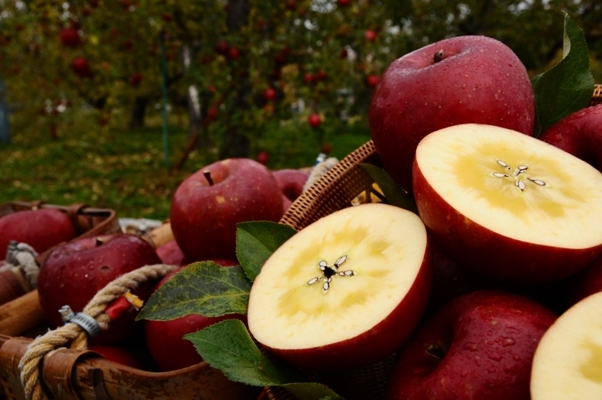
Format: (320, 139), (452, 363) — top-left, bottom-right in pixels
(236, 221), (297, 282)
(137, 261), (251, 321)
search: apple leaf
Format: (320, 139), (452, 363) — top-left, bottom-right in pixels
(360, 163), (418, 213)
(137, 261), (251, 321)
(531, 12), (595, 137)
(185, 320), (343, 400)
(236, 221), (297, 282)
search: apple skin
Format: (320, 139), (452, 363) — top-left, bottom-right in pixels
(170, 158), (283, 261)
(88, 344), (144, 369)
(412, 162), (602, 284)
(272, 169), (310, 202)
(539, 104), (602, 170)
(37, 233), (163, 344)
(0, 208), (78, 257)
(387, 290), (557, 400)
(144, 263), (245, 371)
(262, 247), (432, 371)
(155, 239), (191, 267)
(369, 35), (535, 193)
(562, 251), (602, 309)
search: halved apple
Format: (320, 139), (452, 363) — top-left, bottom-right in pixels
(530, 290), (602, 400)
(247, 203), (432, 371)
(413, 123), (602, 284)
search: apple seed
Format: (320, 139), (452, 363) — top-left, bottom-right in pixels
(307, 254), (355, 293)
(490, 159), (547, 192)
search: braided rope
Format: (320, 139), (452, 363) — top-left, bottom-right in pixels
(0, 241), (40, 289)
(303, 157), (339, 192)
(18, 263), (178, 400)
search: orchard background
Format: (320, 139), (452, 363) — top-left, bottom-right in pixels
(0, 0), (601, 219)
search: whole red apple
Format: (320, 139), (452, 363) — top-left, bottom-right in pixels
(227, 47), (240, 60)
(128, 72), (142, 87)
(369, 35), (535, 193)
(144, 263), (245, 371)
(387, 290), (557, 400)
(71, 56), (92, 77)
(60, 28), (80, 47)
(303, 73), (315, 84)
(169, 158), (283, 261)
(37, 233), (163, 344)
(539, 104), (602, 170)
(308, 113), (322, 128)
(365, 29), (377, 42)
(257, 151), (269, 165)
(0, 208), (77, 257)
(366, 74), (380, 87)
(263, 87), (277, 102)
(337, 0), (350, 7)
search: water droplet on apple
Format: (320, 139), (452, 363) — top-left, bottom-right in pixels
(488, 352), (502, 361)
(502, 337), (516, 347)
(460, 369), (468, 377)
(513, 354), (521, 361)
(463, 342), (478, 351)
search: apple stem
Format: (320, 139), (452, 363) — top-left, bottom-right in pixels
(95, 237), (104, 247)
(203, 170), (214, 186)
(426, 343), (446, 360)
(434, 50), (444, 63)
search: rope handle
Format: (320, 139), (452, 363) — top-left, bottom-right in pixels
(18, 263), (178, 400)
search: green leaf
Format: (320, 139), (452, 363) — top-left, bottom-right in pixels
(236, 221), (297, 282)
(283, 383), (344, 400)
(184, 319), (307, 386)
(532, 12), (595, 137)
(137, 261), (251, 321)
(360, 163), (418, 213)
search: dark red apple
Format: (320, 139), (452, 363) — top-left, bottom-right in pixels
(263, 87), (277, 102)
(213, 39), (229, 56)
(387, 290), (557, 400)
(337, 0), (350, 7)
(365, 29), (377, 42)
(308, 113), (322, 128)
(303, 73), (314, 84)
(37, 233), (163, 344)
(155, 239), (190, 267)
(88, 344), (143, 369)
(0, 208), (77, 257)
(60, 28), (81, 47)
(257, 151), (269, 165)
(71, 56), (92, 77)
(366, 74), (380, 87)
(144, 264), (245, 371)
(169, 158), (283, 262)
(369, 35), (535, 193)
(128, 72), (142, 87)
(272, 169), (310, 203)
(539, 104), (602, 170)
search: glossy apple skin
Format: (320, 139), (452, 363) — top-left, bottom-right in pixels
(88, 344), (144, 369)
(155, 239), (191, 267)
(262, 245), (432, 371)
(562, 251), (602, 309)
(0, 208), (77, 257)
(412, 163), (602, 284)
(369, 36), (534, 193)
(37, 233), (163, 344)
(540, 104), (602, 170)
(170, 158), (283, 261)
(387, 290), (557, 400)
(272, 169), (310, 201)
(144, 264), (245, 371)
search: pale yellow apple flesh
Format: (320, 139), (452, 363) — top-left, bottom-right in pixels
(247, 203), (428, 351)
(415, 123), (602, 248)
(531, 291), (602, 399)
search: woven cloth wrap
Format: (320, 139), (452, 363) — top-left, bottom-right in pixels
(0, 241), (39, 288)
(303, 157), (339, 191)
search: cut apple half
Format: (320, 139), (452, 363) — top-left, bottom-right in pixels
(413, 123), (602, 284)
(247, 203), (431, 371)
(531, 290), (602, 400)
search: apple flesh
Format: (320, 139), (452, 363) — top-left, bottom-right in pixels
(388, 290), (557, 400)
(530, 291), (602, 400)
(170, 158), (283, 261)
(539, 104), (602, 170)
(369, 35), (535, 193)
(37, 233), (163, 344)
(248, 203), (432, 371)
(0, 208), (77, 257)
(413, 123), (602, 284)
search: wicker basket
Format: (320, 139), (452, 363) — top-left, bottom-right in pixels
(266, 84), (602, 400)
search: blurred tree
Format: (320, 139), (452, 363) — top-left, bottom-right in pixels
(0, 0), (600, 156)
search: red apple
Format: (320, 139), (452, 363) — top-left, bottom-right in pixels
(155, 239), (190, 267)
(366, 74), (380, 87)
(316, 70), (328, 81)
(562, 251), (602, 309)
(213, 39), (229, 56)
(37, 233), (163, 344)
(169, 158), (283, 262)
(337, 0), (350, 7)
(71, 56), (92, 77)
(227, 47), (240, 60)
(413, 124), (602, 284)
(263, 87), (277, 102)
(303, 73), (314, 84)
(369, 35), (535, 193)
(308, 113), (322, 128)
(539, 104), (602, 170)
(365, 29), (377, 42)
(286, 0), (296, 10)
(60, 28), (81, 47)
(387, 290), (556, 400)
(128, 72), (142, 87)
(257, 151), (269, 165)
(88, 344), (143, 369)
(144, 264), (245, 371)
(248, 203), (432, 371)
(0, 208), (77, 257)
(272, 169), (310, 203)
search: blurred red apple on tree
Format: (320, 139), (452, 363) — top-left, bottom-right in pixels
(71, 56), (92, 77)
(60, 28), (81, 47)
(308, 113), (322, 128)
(365, 29), (377, 42)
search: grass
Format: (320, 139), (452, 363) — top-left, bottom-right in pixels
(0, 109), (371, 221)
